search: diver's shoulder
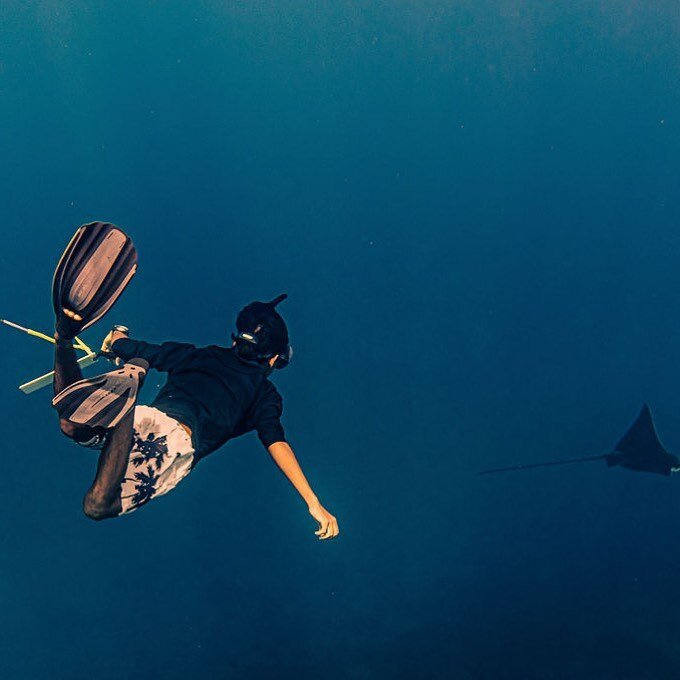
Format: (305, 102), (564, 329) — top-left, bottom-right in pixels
(200, 345), (264, 371)
(200, 344), (230, 354)
(261, 377), (283, 399)
(199, 344), (238, 362)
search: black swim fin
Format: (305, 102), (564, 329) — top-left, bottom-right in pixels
(52, 358), (149, 429)
(53, 222), (138, 339)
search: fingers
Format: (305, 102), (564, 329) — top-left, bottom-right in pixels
(309, 503), (340, 541)
(315, 515), (340, 540)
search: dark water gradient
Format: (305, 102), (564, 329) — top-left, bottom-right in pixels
(1, 2), (680, 678)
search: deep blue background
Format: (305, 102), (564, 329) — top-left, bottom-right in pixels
(1, 2), (680, 678)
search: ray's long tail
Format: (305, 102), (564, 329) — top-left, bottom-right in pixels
(478, 454), (609, 476)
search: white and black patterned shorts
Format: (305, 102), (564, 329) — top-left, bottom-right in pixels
(74, 406), (195, 514)
(117, 406), (195, 514)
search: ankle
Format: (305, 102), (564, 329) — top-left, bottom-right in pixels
(54, 332), (74, 347)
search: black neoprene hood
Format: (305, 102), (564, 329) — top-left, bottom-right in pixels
(236, 295), (289, 356)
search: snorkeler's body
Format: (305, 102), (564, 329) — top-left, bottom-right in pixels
(49, 223), (337, 537)
(54, 311), (339, 539)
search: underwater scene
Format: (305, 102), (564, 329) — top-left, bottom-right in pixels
(1, 2), (679, 678)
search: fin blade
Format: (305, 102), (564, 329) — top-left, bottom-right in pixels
(52, 362), (146, 429)
(53, 222), (138, 335)
(68, 229), (130, 310)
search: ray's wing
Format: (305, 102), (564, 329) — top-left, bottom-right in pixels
(613, 404), (667, 457)
(608, 404), (676, 475)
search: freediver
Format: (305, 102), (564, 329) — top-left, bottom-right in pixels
(52, 222), (339, 538)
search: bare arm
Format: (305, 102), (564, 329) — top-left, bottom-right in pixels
(267, 441), (339, 540)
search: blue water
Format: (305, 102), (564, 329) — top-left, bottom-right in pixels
(1, 2), (680, 678)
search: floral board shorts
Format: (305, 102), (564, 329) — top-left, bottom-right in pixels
(119, 406), (195, 514)
(78, 405), (195, 515)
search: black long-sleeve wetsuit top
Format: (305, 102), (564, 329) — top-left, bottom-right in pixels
(112, 338), (286, 464)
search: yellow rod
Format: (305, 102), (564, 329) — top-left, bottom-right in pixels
(19, 352), (99, 394)
(1, 319), (93, 354)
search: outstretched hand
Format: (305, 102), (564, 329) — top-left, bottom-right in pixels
(309, 501), (339, 540)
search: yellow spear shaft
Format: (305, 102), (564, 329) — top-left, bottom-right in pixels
(1, 319), (92, 353)
(1, 318), (98, 393)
